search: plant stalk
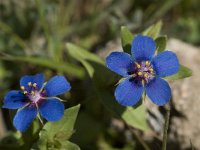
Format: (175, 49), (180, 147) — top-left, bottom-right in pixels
(162, 102), (171, 150)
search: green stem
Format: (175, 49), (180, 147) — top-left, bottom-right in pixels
(162, 102), (171, 150)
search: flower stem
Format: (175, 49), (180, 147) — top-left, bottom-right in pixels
(162, 102), (171, 150)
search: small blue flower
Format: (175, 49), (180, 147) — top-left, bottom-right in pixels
(2, 73), (71, 132)
(106, 35), (180, 106)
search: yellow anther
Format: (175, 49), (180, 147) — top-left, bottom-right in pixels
(31, 91), (35, 95)
(149, 68), (154, 72)
(24, 91), (28, 94)
(28, 82), (32, 86)
(21, 86), (25, 90)
(145, 61), (149, 65)
(136, 64), (141, 68)
(33, 83), (37, 87)
(138, 72), (142, 76)
(144, 73), (148, 78)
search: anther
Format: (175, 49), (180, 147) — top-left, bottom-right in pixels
(149, 68), (153, 72)
(138, 72), (142, 76)
(33, 83), (37, 87)
(21, 86), (25, 90)
(31, 91), (35, 95)
(137, 64), (141, 68)
(145, 61), (149, 65)
(144, 73), (148, 78)
(24, 91), (28, 94)
(28, 82), (32, 86)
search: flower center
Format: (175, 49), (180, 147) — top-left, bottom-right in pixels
(132, 61), (155, 85)
(21, 82), (45, 106)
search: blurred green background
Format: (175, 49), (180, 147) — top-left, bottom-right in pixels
(0, 0), (199, 150)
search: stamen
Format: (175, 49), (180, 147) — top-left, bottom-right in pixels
(135, 62), (141, 68)
(33, 83), (37, 87)
(145, 61), (149, 65)
(31, 91), (35, 95)
(138, 72), (142, 76)
(137, 64), (141, 68)
(24, 91), (28, 94)
(144, 73), (148, 78)
(21, 86), (25, 90)
(149, 68), (154, 72)
(28, 82), (32, 86)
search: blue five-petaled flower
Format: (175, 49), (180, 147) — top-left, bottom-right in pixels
(2, 73), (71, 132)
(106, 35), (180, 106)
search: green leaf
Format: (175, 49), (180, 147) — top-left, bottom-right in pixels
(143, 21), (163, 39)
(164, 65), (192, 80)
(37, 130), (48, 150)
(60, 141), (80, 150)
(0, 56), (84, 79)
(122, 106), (148, 131)
(42, 104), (80, 141)
(66, 43), (104, 65)
(66, 43), (104, 77)
(120, 26), (134, 54)
(155, 36), (167, 53)
(35, 105), (80, 150)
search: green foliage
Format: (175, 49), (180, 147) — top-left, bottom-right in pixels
(67, 43), (148, 131)
(36, 104), (80, 150)
(143, 21), (163, 39)
(155, 36), (167, 54)
(120, 26), (134, 54)
(0, 55), (85, 79)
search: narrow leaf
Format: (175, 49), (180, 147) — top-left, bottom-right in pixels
(120, 26), (134, 54)
(0, 56), (84, 79)
(66, 43), (104, 65)
(143, 21), (163, 39)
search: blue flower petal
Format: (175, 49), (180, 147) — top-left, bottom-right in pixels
(3, 90), (28, 109)
(13, 107), (37, 132)
(44, 76), (71, 97)
(39, 99), (64, 121)
(20, 73), (44, 89)
(106, 52), (134, 76)
(131, 35), (156, 61)
(152, 51), (180, 77)
(146, 77), (171, 106)
(114, 78), (144, 106)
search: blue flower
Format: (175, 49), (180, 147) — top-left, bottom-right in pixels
(2, 73), (71, 132)
(106, 35), (180, 106)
